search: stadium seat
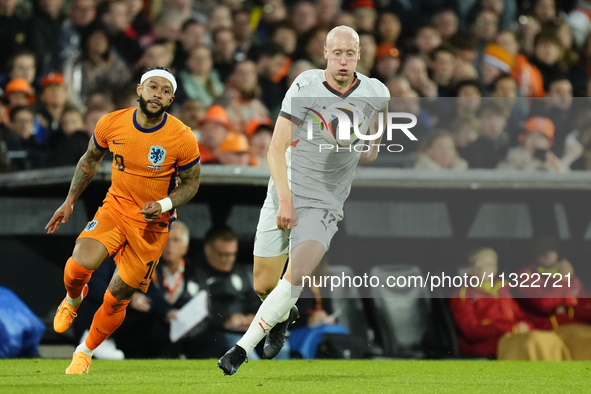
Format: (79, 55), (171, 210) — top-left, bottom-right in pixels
(368, 264), (459, 358)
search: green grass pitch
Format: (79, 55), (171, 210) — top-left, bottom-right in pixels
(1, 359), (591, 393)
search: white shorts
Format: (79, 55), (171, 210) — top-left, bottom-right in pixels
(253, 205), (340, 258)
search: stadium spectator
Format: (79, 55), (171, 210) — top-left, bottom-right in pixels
(451, 116), (480, 158)
(414, 25), (442, 61)
(49, 106), (88, 167)
(530, 76), (574, 156)
(4, 78), (35, 109)
(172, 19), (208, 72)
(63, 23), (132, 111)
(515, 236), (586, 329)
(433, 10), (458, 42)
(211, 27), (238, 83)
(177, 46), (224, 108)
(291, 1), (317, 39)
(566, 0), (591, 48)
(316, 0), (341, 27)
(248, 119), (273, 168)
(385, 75), (410, 100)
(98, 0), (142, 65)
(51, 0), (97, 71)
(182, 226), (261, 359)
(1, 49), (37, 91)
(350, 0), (376, 34)
(452, 61), (479, 86)
(135, 40), (176, 79)
(174, 98), (205, 133)
(564, 110), (591, 169)
(28, 0), (67, 74)
(83, 106), (109, 137)
(37, 73), (70, 142)
(495, 30), (545, 97)
(302, 26), (329, 69)
(233, 8), (258, 59)
(332, 11), (356, 30)
(217, 132), (252, 166)
(372, 44), (400, 82)
(150, 11), (186, 43)
(208, 5), (233, 32)
(481, 43), (514, 95)
(531, 32), (565, 85)
(389, 88), (434, 153)
(429, 45), (456, 97)
(219, 61), (269, 134)
(376, 12), (401, 47)
(197, 104), (231, 164)
(497, 116), (567, 171)
(472, 10), (499, 45)
(449, 32), (479, 65)
(0, 95), (21, 169)
(7, 105), (49, 170)
(0, 0), (32, 72)
(533, 0), (558, 24)
(450, 246), (572, 360)
(255, 44), (289, 120)
(356, 33), (376, 76)
(414, 129), (468, 170)
(127, 0), (151, 39)
(269, 22), (298, 59)
(85, 90), (115, 113)
(401, 56), (438, 98)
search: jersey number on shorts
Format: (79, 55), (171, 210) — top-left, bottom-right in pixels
(321, 209), (336, 231)
(144, 260), (157, 280)
(115, 154), (125, 172)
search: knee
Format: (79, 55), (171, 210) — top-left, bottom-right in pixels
(72, 239), (107, 270)
(253, 282), (275, 297)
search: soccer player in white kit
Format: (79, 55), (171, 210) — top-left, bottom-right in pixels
(218, 25), (390, 375)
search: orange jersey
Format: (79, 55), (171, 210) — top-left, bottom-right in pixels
(93, 108), (200, 232)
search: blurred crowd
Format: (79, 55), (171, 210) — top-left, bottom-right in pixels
(2, 0), (591, 171)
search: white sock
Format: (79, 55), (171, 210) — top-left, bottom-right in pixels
(66, 291), (83, 307)
(76, 342), (94, 358)
(259, 293), (290, 322)
(237, 278), (302, 356)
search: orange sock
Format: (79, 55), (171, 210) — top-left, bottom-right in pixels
(64, 257), (93, 299)
(86, 290), (130, 350)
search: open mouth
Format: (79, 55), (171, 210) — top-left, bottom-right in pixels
(148, 101), (161, 109)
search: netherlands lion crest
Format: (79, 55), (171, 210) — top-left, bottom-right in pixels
(149, 145), (166, 166)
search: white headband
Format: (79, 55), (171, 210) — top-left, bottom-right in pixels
(140, 69), (177, 93)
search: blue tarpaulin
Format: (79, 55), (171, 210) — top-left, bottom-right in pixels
(0, 286), (45, 358)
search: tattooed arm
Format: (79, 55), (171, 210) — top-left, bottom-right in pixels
(46, 138), (107, 234)
(359, 105), (388, 164)
(140, 163), (201, 222)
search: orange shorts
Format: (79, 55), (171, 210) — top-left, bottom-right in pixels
(77, 206), (169, 292)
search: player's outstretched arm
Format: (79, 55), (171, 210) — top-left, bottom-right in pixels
(359, 105), (388, 164)
(45, 138), (107, 234)
(140, 163), (201, 222)
(268, 116), (297, 231)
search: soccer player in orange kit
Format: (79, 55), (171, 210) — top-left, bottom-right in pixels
(45, 67), (201, 374)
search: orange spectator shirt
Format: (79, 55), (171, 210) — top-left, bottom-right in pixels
(93, 108), (200, 232)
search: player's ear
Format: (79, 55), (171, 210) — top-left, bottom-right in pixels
(324, 46), (328, 60)
(168, 95), (175, 106)
(136, 84), (142, 97)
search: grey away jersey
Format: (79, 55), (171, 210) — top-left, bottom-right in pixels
(266, 69), (390, 219)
